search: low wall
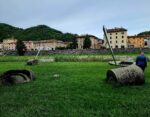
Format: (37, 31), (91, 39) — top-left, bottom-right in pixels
(1, 48), (150, 55)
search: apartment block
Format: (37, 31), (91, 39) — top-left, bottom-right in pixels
(104, 27), (127, 49)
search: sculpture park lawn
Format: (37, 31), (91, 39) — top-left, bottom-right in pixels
(0, 61), (150, 117)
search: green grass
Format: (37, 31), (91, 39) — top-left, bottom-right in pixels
(0, 62), (150, 117)
(0, 54), (149, 62)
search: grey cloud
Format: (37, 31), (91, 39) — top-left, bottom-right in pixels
(0, 0), (150, 38)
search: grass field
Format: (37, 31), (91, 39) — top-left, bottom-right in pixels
(0, 54), (149, 62)
(0, 61), (150, 117)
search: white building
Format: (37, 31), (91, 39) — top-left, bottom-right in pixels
(144, 36), (150, 48)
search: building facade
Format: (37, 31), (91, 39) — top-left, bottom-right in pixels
(2, 38), (69, 51)
(3, 38), (17, 50)
(0, 42), (3, 50)
(77, 35), (101, 49)
(104, 27), (127, 49)
(127, 36), (150, 48)
(144, 36), (150, 48)
(128, 36), (144, 48)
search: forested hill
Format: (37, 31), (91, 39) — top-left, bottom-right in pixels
(137, 31), (150, 36)
(0, 23), (77, 42)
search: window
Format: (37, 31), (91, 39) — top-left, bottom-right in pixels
(116, 36), (118, 39)
(121, 32), (124, 34)
(115, 45), (118, 48)
(116, 33), (118, 35)
(110, 33), (112, 35)
(122, 40), (124, 43)
(110, 37), (112, 39)
(122, 36), (124, 38)
(110, 41), (112, 44)
(145, 42), (148, 46)
(121, 45), (125, 48)
(116, 41), (118, 43)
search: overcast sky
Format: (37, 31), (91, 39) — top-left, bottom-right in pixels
(0, 0), (150, 38)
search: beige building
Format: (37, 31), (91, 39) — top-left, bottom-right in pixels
(77, 35), (100, 49)
(31, 40), (68, 50)
(23, 41), (34, 50)
(127, 35), (150, 48)
(104, 27), (128, 49)
(3, 38), (17, 50)
(97, 39), (104, 48)
(2, 38), (69, 51)
(0, 42), (3, 50)
(127, 36), (144, 48)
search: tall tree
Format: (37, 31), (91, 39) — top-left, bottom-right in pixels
(16, 40), (27, 56)
(72, 38), (78, 49)
(83, 35), (91, 49)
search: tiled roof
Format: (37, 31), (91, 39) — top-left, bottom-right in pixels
(107, 27), (127, 33)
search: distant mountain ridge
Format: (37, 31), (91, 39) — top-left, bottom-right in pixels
(0, 23), (77, 42)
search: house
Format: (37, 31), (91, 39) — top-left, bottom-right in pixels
(104, 27), (128, 49)
(76, 35), (100, 49)
(31, 40), (69, 50)
(0, 42), (3, 50)
(3, 38), (17, 50)
(24, 39), (69, 50)
(143, 36), (150, 48)
(23, 41), (34, 50)
(127, 36), (144, 48)
(2, 38), (69, 51)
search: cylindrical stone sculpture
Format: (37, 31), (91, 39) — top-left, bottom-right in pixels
(27, 59), (38, 65)
(107, 65), (145, 85)
(0, 70), (35, 85)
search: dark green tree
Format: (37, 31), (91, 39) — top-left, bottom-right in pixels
(72, 38), (78, 49)
(67, 38), (78, 49)
(83, 35), (91, 49)
(16, 40), (27, 56)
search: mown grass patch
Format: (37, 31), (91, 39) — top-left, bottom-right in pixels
(0, 62), (150, 117)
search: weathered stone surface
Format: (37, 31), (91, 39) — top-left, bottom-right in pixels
(27, 59), (38, 65)
(0, 70), (35, 85)
(2, 48), (150, 55)
(107, 65), (145, 85)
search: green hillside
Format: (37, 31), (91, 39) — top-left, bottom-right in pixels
(0, 23), (77, 42)
(137, 31), (150, 36)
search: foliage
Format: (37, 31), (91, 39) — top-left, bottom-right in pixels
(0, 23), (23, 42)
(0, 62), (150, 117)
(67, 38), (78, 49)
(83, 35), (91, 49)
(137, 30), (150, 36)
(0, 23), (77, 42)
(16, 40), (27, 56)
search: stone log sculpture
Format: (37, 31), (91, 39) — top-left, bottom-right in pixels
(0, 70), (35, 85)
(107, 65), (145, 85)
(27, 59), (38, 65)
